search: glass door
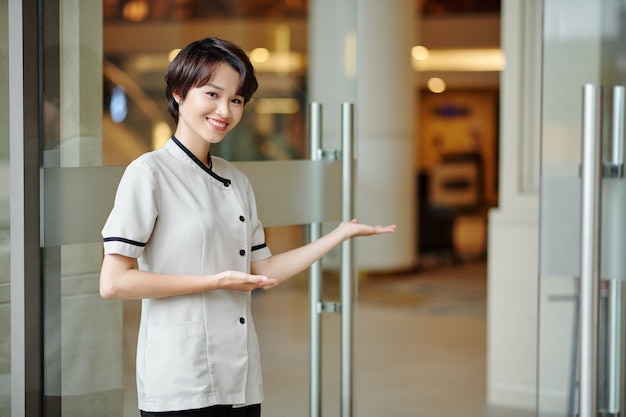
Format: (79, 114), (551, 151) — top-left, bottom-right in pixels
(539, 0), (626, 416)
(41, 1), (357, 416)
(40, 1), (124, 416)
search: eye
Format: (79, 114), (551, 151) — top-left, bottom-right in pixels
(207, 91), (219, 98)
(231, 97), (243, 105)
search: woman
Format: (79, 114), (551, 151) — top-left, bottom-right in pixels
(100, 37), (395, 417)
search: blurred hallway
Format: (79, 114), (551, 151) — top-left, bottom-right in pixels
(253, 260), (535, 417)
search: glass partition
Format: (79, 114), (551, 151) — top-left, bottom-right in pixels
(100, 3), (357, 416)
(539, 0), (626, 416)
(40, 1), (123, 416)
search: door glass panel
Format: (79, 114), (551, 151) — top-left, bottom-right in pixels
(43, 0), (357, 416)
(539, 0), (626, 416)
(101, 2), (356, 416)
(0, 0), (11, 414)
(41, 1), (124, 416)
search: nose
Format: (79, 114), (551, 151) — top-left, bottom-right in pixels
(215, 99), (231, 118)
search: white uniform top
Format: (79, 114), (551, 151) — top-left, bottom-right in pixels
(102, 137), (272, 412)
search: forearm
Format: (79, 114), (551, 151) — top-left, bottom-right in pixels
(100, 254), (276, 300)
(251, 220), (396, 284)
(251, 225), (349, 283)
(99, 255), (218, 300)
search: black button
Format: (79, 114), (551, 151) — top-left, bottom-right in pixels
(239, 215), (245, 222)
(239, 317), (246, 324)
(239, 249), (246, 256)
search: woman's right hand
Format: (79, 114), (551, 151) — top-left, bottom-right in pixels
(215, 270), (278, 292)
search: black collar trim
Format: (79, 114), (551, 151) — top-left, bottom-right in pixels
(171, 135), (231, 187)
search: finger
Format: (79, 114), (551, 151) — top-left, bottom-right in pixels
(253, 275), (277, 286)
(261, 282), (279, 290)
(374, 225), (396, 234)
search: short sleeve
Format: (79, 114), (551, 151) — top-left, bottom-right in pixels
(101, 158), (160, 259)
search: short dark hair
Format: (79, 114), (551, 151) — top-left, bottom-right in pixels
(165, 37), (258, 123)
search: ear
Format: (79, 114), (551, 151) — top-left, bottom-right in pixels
(173, 92), (182, 104)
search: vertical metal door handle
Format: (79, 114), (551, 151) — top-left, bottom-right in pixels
(308, 101), (357, 417)
(606, 85), (625, 415)
(340, 102), (355, 417)
(607, 280), (624, 414)
(308, 102), (323, 417)
(579, 83), (602, 417)
(611, 86), (625, 166)
(605, 86), (626, 178)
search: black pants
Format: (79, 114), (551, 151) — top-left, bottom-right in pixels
(140, 404), (261, 417)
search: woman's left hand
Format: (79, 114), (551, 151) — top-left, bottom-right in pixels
(338, 219), (396, 239)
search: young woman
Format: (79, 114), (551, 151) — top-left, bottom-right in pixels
(100, 37), (396, 417)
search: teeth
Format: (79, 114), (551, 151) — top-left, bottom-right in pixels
(209, 119), (227, 128)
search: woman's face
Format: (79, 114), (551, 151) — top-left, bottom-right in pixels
(174, 62), (245, 150)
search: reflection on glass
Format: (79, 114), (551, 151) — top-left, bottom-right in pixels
(0, 0), (10, 413)
(103, 9), (309, 164)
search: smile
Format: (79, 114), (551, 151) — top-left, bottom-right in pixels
(208, 118), (228, 129)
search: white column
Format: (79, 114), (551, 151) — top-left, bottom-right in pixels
(309, 0), (418, 271)
(59, 0), (103, 167)
(487, 0), (541, 410)
(355, 0), (417, 270)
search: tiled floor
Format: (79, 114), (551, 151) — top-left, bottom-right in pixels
(252, 260), (536, 417)
(122, 259), (536, 416)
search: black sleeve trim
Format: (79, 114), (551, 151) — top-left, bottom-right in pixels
(251, 243), (267, 252)
(103, 237), (147, 247)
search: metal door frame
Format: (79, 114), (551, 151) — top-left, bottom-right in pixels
(9, 0), (44, 415)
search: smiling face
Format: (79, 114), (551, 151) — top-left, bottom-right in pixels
(173, 62), (245, 161)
